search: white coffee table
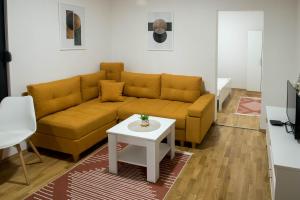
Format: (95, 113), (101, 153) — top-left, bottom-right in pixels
(106, 114), (176, 183)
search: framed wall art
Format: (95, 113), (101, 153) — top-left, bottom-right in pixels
(148, 12), (173, 51)
(59, 3), (85, 50)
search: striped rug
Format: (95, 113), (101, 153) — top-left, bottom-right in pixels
(25, 144), (191, 200)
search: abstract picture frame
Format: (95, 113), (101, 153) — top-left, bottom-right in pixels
(59, 3), (85, 50)
(148, 12), (174, 51)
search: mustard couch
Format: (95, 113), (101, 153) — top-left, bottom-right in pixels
(28, 63), (215, 161)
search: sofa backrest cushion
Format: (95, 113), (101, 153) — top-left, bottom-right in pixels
(100, 62), (124, 81)
(121, 71), (161, 99)
(27, 76), (82, 119)
(161, 73), (202, 103)
(80, 71), (106, 102)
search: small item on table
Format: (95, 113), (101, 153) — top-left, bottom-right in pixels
(140, 114), (150, 127)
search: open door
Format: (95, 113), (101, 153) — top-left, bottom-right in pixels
(246, 30), (263, 92)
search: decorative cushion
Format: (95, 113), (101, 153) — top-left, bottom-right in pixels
(101, 81), (125, 102)
(161, 73), (202, 103)
(27, 76), (82, 119)
(121, 71), (161, 99)
(100, 62), (124, 81)
(80, 71), (106, 102)
(98, 80), (116, 97)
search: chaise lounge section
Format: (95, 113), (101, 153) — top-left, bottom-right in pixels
(27, 63), (215, 161)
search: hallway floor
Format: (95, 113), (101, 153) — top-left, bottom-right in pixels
(217, 88), (261, 130)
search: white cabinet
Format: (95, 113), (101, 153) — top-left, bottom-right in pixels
(266, 106), (300, 200)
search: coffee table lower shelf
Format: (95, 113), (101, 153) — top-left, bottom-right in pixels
(118, 143), (171, 167)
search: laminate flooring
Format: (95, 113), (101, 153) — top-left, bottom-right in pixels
(0, 125), (270, 200)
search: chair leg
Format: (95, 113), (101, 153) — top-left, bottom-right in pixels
(28, 140), (43, 162)
(16, 144), (30, 185)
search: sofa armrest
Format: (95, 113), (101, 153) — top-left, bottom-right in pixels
(188, 93), (215, 118)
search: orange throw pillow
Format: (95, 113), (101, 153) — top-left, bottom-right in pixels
(100, 81), (125, 102)
(98, 80), (116, 97)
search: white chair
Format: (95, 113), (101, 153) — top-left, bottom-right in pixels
(0, 96), (42, 185)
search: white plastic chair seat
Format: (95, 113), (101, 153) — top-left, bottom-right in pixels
(0, 129), (35, 149)
(0, 96), (39, 185)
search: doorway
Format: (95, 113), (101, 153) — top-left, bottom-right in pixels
(216, 11), (264, 130)
(0, 0), (8, 101)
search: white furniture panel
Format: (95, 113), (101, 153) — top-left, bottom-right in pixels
(118, 143), (171, 167)
(217, 78), (232, 111)
(266, 106), (300, 200)
(107, 114), (176, 183)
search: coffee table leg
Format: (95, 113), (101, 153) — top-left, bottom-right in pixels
(108, 134), (118, 174)
(147, 141), (159, 183)
(167, 124), (175, 159)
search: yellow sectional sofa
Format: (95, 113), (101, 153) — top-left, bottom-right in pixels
(28, 63), (215, 161)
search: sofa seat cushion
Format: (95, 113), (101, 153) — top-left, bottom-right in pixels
(118, 98), (191, 129)
(121, 72), (161, 99)
(79, 97), (137, 113)
(38, 105), (117, 140)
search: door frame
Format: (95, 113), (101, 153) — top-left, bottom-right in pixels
(215, 10), (265, 125)
(0, 0), (9, 99)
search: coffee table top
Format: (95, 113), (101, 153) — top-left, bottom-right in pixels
(106, 114), (176, 141)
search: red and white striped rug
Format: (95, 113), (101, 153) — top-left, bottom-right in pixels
(236, 97), (261, 116)
(25, 144), (191, 200)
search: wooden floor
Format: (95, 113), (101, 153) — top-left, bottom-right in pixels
(0, 125), (270, 200)
(217, 88), (261, 130)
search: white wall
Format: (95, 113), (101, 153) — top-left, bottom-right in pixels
(110, 0), (298, 129)
(3, 0), (111, 158)
(218, 11), (264, 89)
(261, 0), (298, 128)
(297, 0), (300, 74)
(2, 0), (299, 158)
(110, 0), (217, 92)
(7, 0), (112, 96)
